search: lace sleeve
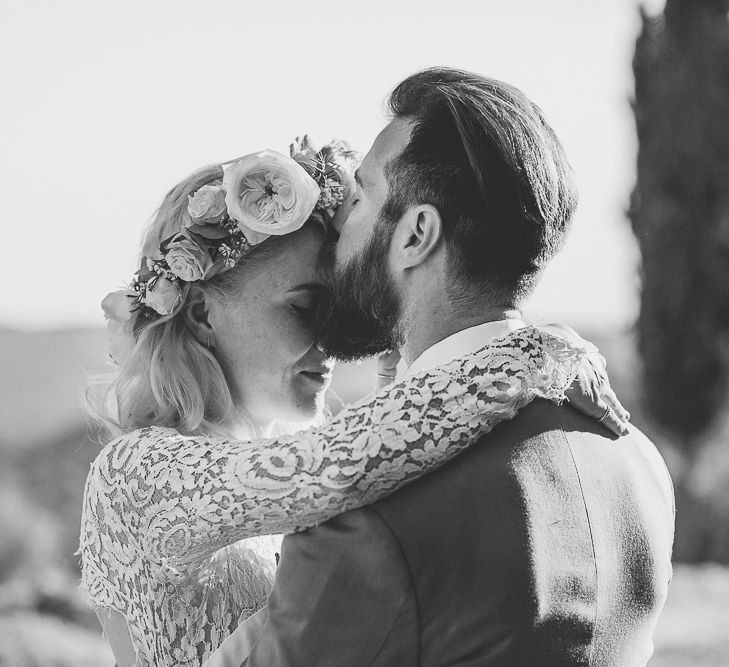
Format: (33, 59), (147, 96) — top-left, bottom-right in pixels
(81, 326), (591, 572)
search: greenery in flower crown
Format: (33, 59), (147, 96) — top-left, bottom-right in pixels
(290, 136), (360, 221)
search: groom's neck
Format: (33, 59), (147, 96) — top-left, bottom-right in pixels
(399, 298), (521, 368)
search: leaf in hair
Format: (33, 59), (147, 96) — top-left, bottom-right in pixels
(185, 223), (232, 240)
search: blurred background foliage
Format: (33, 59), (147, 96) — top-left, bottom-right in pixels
(2, 0), (729, 665)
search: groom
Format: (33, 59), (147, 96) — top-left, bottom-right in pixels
(210, 68), (675, 665)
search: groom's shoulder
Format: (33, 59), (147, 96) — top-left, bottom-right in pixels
(372, 398), (673, 522)
(482, 398), (620, 445)
(476, 398), (663, 463)
(475, 399), (671, 490)
(502, 399), (668, 469)
(366, 399), (674, 587)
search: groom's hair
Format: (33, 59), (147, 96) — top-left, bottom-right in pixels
(384, 67), (578, 304)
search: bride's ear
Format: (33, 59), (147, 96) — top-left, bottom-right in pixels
(182, 287), (215, 349)
(392, 204), (444, 270)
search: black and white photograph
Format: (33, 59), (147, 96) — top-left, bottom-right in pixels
(1, 0), (728, 665)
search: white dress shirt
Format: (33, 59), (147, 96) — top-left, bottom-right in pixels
(405, 318), (526, 378)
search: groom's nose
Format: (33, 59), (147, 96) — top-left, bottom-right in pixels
(332, 214), (344, 234)
(331, 199), (351, 235)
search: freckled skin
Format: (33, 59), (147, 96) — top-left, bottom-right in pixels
(208, 223), (332, 425)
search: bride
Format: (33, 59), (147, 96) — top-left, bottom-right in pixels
(79, 138), (627, 667)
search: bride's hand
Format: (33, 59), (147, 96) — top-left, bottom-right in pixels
(543, 323), (631, 437)
(375, 349), (401, 391)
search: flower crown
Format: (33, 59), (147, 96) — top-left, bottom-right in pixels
(102, 137), (358, 364)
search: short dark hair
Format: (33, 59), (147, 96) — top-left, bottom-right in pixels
(383, 67), (578, 303)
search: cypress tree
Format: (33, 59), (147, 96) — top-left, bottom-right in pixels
(631, 0), (729, 451)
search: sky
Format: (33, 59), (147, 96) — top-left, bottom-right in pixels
(0, 0), (667, 333)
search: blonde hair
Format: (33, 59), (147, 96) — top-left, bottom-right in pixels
(86, 165), (283, 441)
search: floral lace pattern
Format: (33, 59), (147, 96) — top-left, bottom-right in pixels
(79, 326), (593, 666)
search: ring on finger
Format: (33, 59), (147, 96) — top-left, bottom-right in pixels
(598, 405), (612, 423)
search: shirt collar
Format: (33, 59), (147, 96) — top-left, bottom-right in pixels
(404, 317), (526, 378)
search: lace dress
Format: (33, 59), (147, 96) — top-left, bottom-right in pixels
(79, 327), (592, 666)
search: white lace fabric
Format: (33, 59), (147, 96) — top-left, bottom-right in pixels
(79, 326), (592, 666)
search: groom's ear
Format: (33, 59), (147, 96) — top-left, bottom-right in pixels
(392, 204), (444, 270)
(182, 287), (215, 349)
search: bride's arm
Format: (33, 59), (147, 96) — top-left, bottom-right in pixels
(83, 326), (602, 568)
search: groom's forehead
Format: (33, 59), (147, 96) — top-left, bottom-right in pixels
(362, 118), (414, 181)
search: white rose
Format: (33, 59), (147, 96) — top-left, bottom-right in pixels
(144, 277), (182, 316)
(101, 289), (139, 365)
(165, 237), (213, 282)
(187, 184), (227, 222)
(101, 289), (137, 322)
(223, 150), (320, 242)
(105, 317), (137, 366)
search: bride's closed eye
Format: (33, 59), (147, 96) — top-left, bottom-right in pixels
(291, 302), (317, 321)
(287, 285), (325, 322)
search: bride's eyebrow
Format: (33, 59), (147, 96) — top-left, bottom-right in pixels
(286, 284), (326, 295)
(354, 170), (365, 188)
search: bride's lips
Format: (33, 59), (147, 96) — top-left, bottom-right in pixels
(299, 365), (334, 385)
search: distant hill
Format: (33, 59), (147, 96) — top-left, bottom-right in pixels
(0, 328), (109, 449)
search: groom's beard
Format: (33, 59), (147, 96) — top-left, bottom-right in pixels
(317, 224), (403, 362)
